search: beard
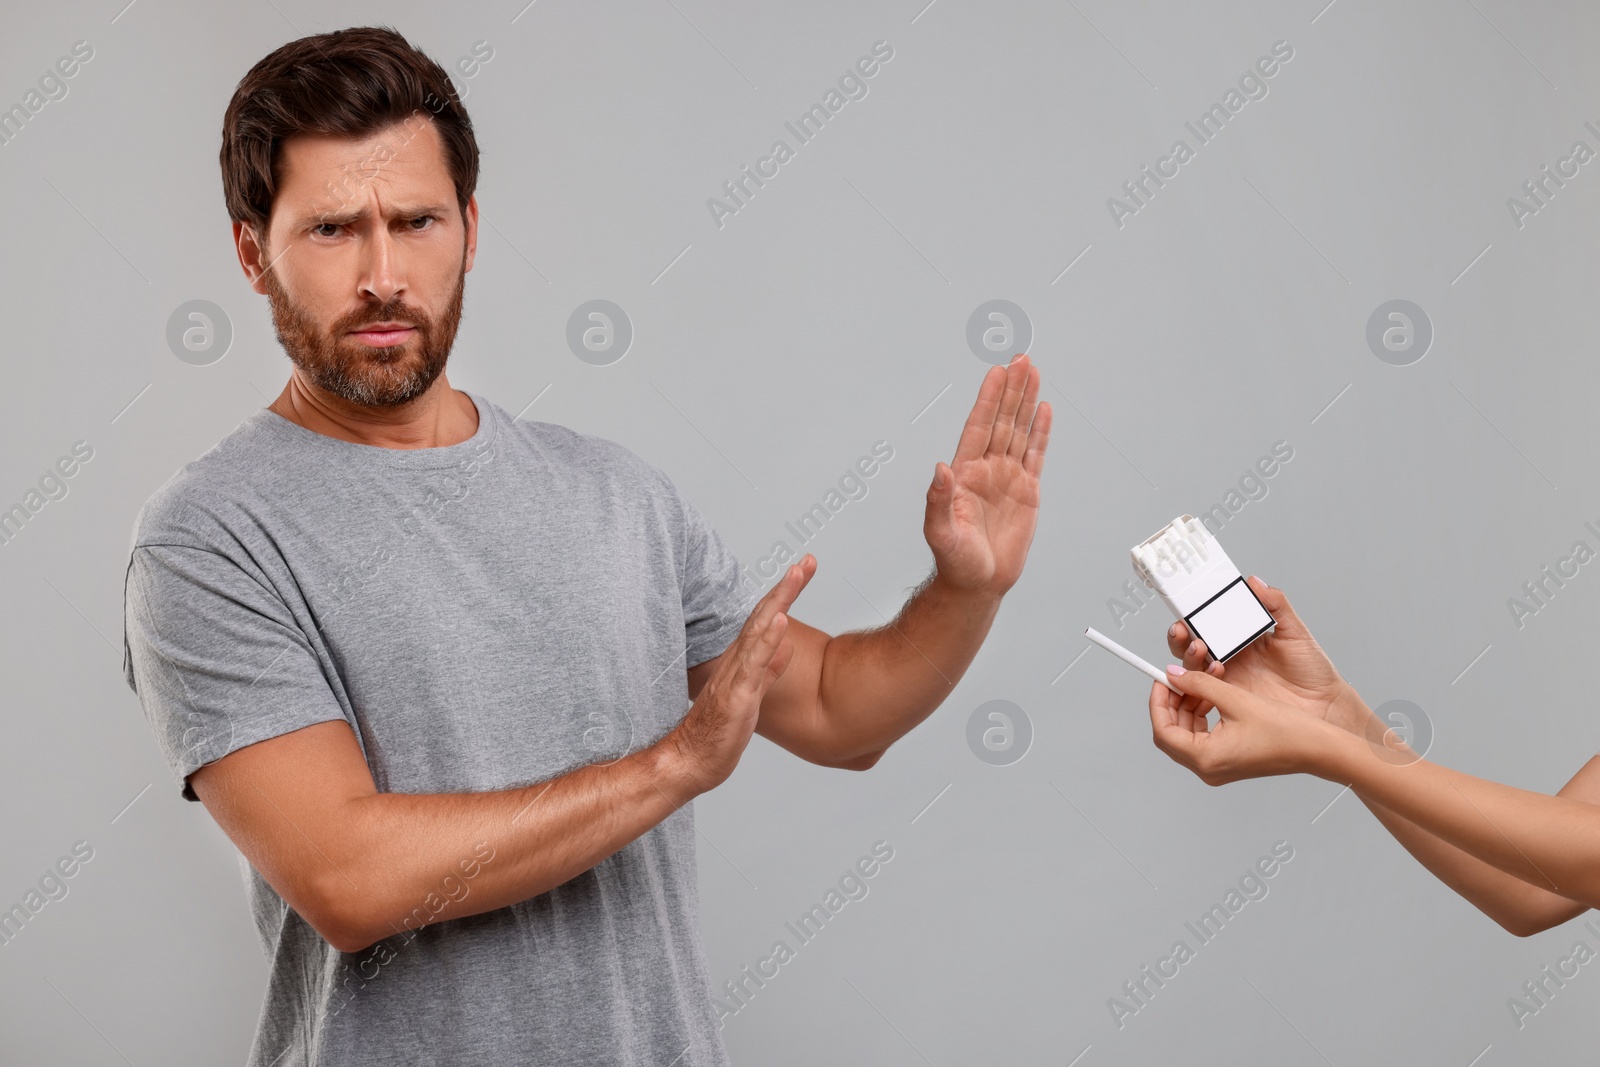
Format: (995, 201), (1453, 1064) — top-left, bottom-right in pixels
(261, 258), (466, 408)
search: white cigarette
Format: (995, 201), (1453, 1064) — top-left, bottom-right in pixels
(1083, 627), (1181, 694)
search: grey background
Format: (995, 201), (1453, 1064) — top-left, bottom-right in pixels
(1, 0), (1597, 1063)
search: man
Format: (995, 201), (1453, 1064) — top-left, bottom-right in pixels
(121, 26), (1052, 1066)
(1149, 580), (1600, 939)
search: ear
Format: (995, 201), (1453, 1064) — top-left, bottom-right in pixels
(234, 220), (271, 295)
(462, 195), (479, 275)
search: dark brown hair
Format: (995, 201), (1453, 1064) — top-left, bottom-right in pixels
(219, 25), (479, 238)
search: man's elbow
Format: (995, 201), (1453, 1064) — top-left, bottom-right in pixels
(1500, 913), (1553, 939)
(830, 745), (888, 772)
(308, 875), (385, 954)
(1491, 899), (1588, 939)
(325, 919), (386, 955)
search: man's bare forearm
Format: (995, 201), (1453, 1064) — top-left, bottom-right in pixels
(326, 739), (695, 952)
(816, 569), (1003, 761)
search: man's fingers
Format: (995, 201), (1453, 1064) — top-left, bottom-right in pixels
(731, 611), (788, 694)
(758, 615), (790, 696)
(952, 364), (1006, 464)
(766, 629), (795, 682)
(986, 355), (1029, 459)
(768, 555), (816, 610)
(1006, 362), (1041, 463)
(743, 557), (815, 642)
(726, 562), (805, 678)
(1021, 400), (1052, 479)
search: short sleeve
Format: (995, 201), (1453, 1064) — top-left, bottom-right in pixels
(122, 544), (351, 801)
(674, 489), (756, 669)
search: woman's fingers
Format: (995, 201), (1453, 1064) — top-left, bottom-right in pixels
(1166, 621), (1191, 660)
(1247, 575), (1310, 643)
(1163, 664), (1255, 720)
(1149, 679), (1209, 767)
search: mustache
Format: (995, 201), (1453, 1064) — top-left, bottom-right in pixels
(261, 269), (465, 407)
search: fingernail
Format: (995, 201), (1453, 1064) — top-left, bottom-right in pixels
(1166, 664), (1185, 675)
(1168, 623), (1179, 639)
(1186, 640), (1198, 656)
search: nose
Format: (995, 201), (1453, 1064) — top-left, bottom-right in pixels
(359, 222), (405, 308)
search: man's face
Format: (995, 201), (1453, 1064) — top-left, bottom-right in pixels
(242, 116), (477, 408)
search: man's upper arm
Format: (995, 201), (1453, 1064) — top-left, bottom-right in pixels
(123, 543), (352, 798)
(686, 617), (879, 770)
(123, 542), (367, 944)
(188, 720), (378, 950)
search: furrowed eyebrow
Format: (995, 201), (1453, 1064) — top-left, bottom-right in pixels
(299, 202), (452, 228)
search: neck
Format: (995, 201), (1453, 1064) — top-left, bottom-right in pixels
(267, 373), (479, 450)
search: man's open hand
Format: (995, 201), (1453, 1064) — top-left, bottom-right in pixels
(925, 353), (1052, 596)
(662, 559), (814, 796)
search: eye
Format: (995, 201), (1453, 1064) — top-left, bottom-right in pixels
(311, 222), (342, 238)
(408, 215), (436, 231)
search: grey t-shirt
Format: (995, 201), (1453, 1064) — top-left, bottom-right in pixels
(120, 391), (757, 1066)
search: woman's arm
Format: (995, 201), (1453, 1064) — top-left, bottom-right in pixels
(1151, 665), (1600, 931)
(1352, 748), (1600, 936)
(1328, 728), (1600, 918)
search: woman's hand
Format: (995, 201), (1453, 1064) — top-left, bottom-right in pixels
(1164, 575), (1368, 735)
(1148, 665), (1350, 786)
